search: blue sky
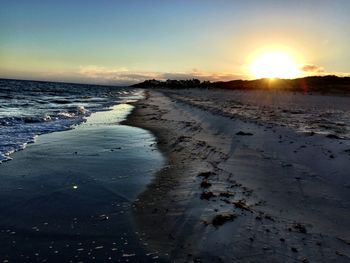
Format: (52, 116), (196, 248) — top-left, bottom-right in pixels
(0, 0), (349, 84)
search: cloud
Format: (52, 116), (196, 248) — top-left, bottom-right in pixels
(300, 64), (350, 77)
(301, 64), (325, 73)
(3, 64), (347, 86)
(76, 66), (156, 85)
(78, 65), (128, 77)
(77, 65), (245, 85)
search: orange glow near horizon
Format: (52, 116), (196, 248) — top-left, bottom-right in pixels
(249, 51), (301, 79)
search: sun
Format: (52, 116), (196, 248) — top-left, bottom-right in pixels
(249, 51), (301, 79)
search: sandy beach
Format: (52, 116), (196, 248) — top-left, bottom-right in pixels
(125, 89), (350, 262)
(2, 1), (350, 262)
(1, 86), (349, 262)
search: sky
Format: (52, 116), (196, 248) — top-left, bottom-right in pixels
(0, 0), (349, 85)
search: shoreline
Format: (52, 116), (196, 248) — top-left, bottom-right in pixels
(125, 89), (350, 262)
(122, 92), (192, 259)
(123, 91), (216, 260)
(0, 102), (164, 262)
(1, 88), (349, 261)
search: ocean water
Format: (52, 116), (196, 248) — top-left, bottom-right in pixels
(0, 78), (142, 162)
(0, 79), (166, 262)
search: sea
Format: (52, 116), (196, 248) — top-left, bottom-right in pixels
(0, 78), (141, 162)
(0, 79), (166, 262)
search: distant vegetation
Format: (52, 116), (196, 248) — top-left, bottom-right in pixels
(132, 79), (208, 89)
(132, 76), (350, 94)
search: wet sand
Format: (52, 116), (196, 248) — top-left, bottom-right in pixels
(126, 90), (350, 262)
(0, 104), (164, 262)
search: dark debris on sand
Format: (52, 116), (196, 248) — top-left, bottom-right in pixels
(219, 192), (234, 198)
(200, 180), (212, 188)
(197, 171), (216, 178)
(200, 191), (216, 200)
(212, 213), (237, 227)
(233, 200), (252, 211)
(293, 223), (307, 233)
(236, 131), (254, 136)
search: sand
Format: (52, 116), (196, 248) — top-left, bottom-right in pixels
(1, 88), (349, 262)
(125, 89), (350, 262)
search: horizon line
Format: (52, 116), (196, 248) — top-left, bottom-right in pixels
(1, 74), (348, 88)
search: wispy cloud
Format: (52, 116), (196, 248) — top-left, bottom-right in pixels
(77, 65), (245, 85)
(77, 66), (157, 85)
(2, 65), (348, 86)
(300, 64), (350, 77)
(301, 64), (325, 73)
(78, 66), (129, 77)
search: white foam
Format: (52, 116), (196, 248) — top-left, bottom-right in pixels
(0, 79), (144, 163)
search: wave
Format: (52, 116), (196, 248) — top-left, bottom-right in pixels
(0, 79), (143, 163)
